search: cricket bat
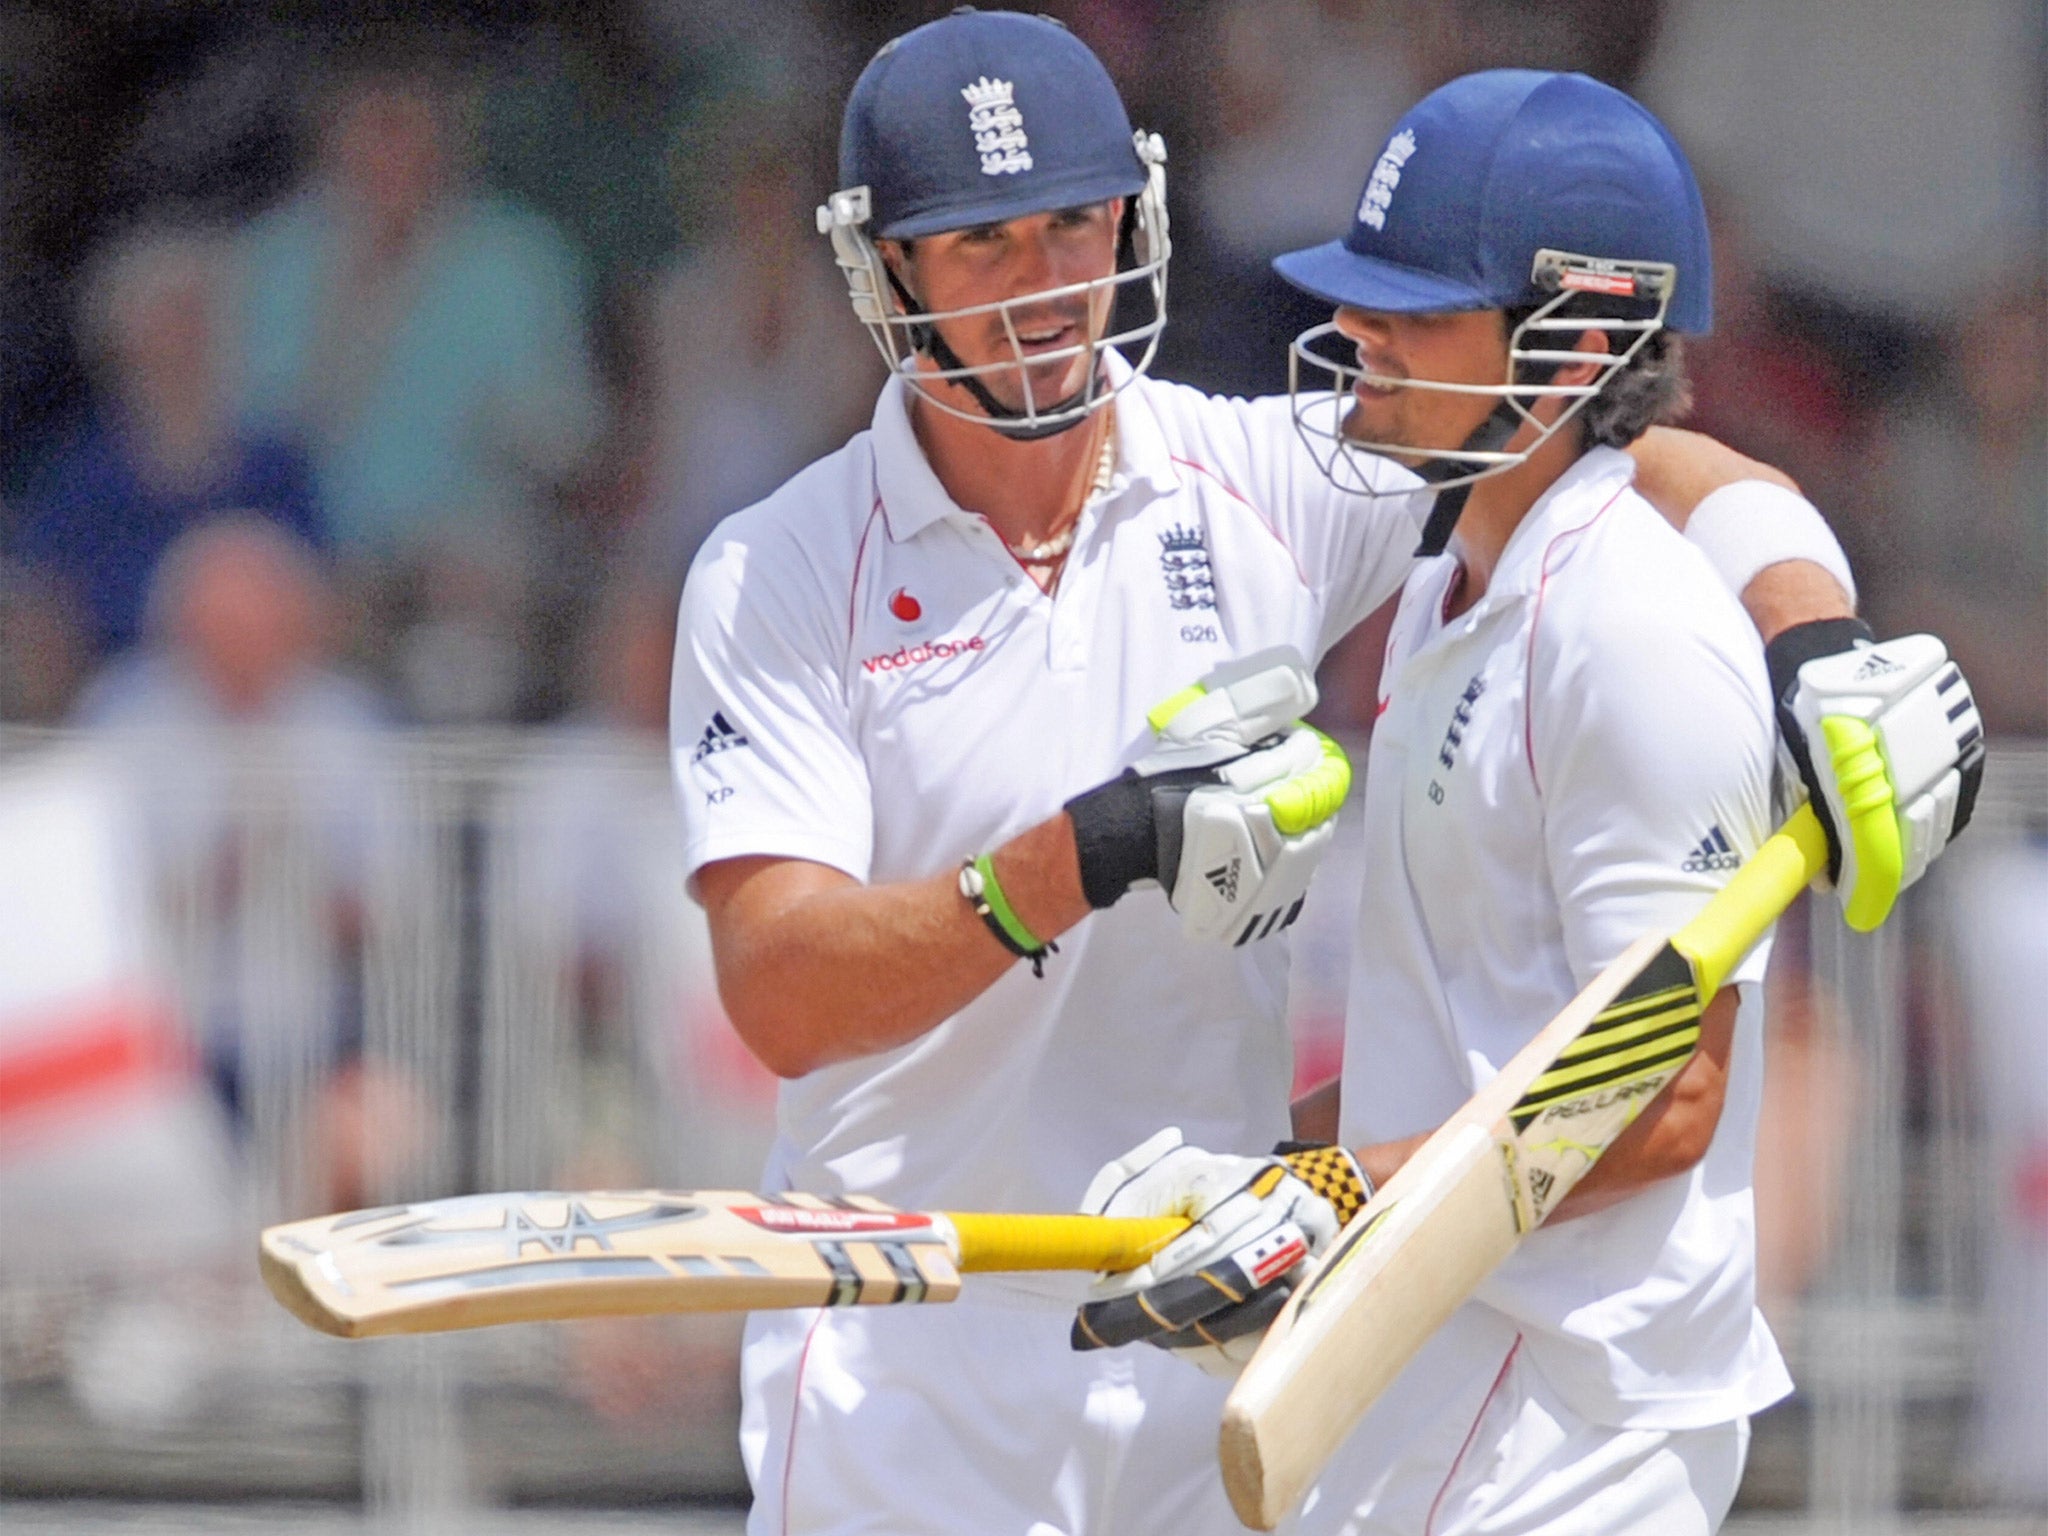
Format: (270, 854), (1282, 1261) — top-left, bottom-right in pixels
(1218, 803), (1830, 1530)
(261, 1189), (1187, 1338)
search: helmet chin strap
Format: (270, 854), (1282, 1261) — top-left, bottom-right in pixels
(1408, 336), (1576, 557)
(885, 265), (1099, 441)
(1409, 401), (1523, 557)
(921, 327), (1101, 440)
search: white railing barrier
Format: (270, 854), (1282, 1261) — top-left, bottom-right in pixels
(0, 728), (2040, 1522)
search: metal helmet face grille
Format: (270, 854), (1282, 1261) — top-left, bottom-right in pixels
(1286, 250), (1676, 498)
(819, 132), (1170, 437)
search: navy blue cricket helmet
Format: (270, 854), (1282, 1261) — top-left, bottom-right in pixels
(817, 9), (1171, 438)
(1275, 69), (1711, 332)
(1273, 70), (1710, 534)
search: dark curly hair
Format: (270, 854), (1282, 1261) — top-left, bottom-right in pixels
(1504, 294), (1692, 449)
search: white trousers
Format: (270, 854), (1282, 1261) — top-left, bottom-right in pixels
(739, 1296), (1258, 1536)
(1299, 1311), (1750, 1536)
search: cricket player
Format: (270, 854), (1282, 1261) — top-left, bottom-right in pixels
(670, 16), (1969, 1535)
(1072, 71), (1986, 1535)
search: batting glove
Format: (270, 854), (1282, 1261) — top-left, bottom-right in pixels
(1069, 1128), (1371, 1378)
(1065, 648), (1352, 945)
(1766, 620), (1985, 932)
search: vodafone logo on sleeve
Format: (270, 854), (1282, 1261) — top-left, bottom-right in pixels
(860, 634), (987, 675)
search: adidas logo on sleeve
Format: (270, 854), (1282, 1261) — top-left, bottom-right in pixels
(1682, 825), (1741, 873)
(691, 710), (750, 764)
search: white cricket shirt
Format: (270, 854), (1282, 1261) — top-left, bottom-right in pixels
(1341, 446), (1793, 1427)
(672, 359), (1426, 1261)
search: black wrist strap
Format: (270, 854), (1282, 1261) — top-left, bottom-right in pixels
(1763, 618), (1874, 881)
(1763, 617), (1875, 709)
(1064, 763), (1216, 910)
(1064, 770), (1159, 909)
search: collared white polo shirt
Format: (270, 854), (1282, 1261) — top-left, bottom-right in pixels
(1341, 446), (1793, 1426)
(671, 360), (1426, 1244)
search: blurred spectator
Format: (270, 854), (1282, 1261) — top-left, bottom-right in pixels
(0, 743), (240, 1433)
(570, 577), (677, 744)
(228, 37), (604, 570)
(1406, 0), (1665, 87)
(1193, 1), (1418, 261)
(1681, 199), (1875, 507)
(0, 562), (91, 723)
(1866, 268), (2047, 736)
(632, 114), (878, 576)
(1162, 0), (1423, 395)
(494, 578), (773, 1425)
(476, 0), (829, 297)
(10, 225), (323, 673)
(1638, 0), (2044, 342)
(73, 519), (414, 1214)
(78, 517), (371, 732)
(391, 530), (532, 725)
(499, 578), (774, 1191)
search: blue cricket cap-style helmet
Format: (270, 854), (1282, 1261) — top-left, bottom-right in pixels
(841, 9), (1149, 239)
(1275, 69), (1713, 333)
(820, 8), (1171, 438)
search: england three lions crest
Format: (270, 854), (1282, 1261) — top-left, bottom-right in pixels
(963, 77), (1033, 176)
(1159, 523), (1216, 611)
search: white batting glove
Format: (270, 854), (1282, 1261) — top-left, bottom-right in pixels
(1069, 1128), (1371, 1378)
(1065, 648), (1352, 945)
(1766, 621), (1986, 932)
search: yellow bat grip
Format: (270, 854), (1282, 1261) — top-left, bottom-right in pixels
(1671, 803), (1830, 1003)
(944, 1213), (1188, 1274)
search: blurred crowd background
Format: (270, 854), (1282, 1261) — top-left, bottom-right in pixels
(0, 0), (2039, 737)
(0, 0), (2041, 1528)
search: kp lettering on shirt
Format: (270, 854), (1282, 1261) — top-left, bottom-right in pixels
(860, 634), (987, 675)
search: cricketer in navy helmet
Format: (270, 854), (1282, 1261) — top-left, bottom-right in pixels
(1071, 71), (1984, 1536)
(669, 14), (1953, 1534)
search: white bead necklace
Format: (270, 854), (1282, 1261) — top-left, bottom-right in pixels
(1007, 411), (1118, 565)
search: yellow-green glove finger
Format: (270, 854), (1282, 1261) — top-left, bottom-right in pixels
(1820, 714), (1902, 933)
(1264, 730), (1351, 836)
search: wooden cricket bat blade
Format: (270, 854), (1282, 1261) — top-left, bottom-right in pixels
(260, 1190), (1184, 1339)
(1219, 806), (1828, 1529)
(1216, 936), (1662, 1530)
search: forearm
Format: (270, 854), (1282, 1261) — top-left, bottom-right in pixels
(1350, 1129), (1430, 1192)
(715, 871), (1010, 1074)
(1550, 987), (1737, 1220)
(1739, 560), (1855, 645)
(1628, 425), (1799, 508)
(1333, 990), (1737, 1221)
(707, 816), (1092, 1077)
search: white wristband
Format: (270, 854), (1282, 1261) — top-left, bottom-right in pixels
(1683, 480), (1858, 607)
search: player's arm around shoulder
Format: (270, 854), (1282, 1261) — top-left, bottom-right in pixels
(1628, 429), (1987, 925)
(1626, 427), (1856, 643)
